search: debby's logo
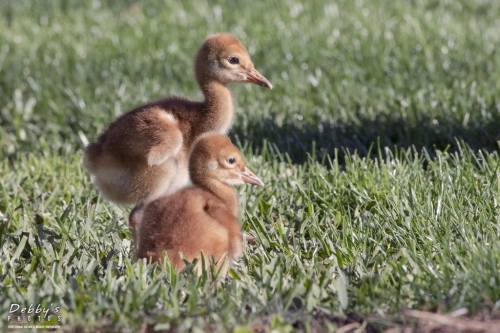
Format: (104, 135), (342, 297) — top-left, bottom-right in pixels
(7, 303), (62, 324)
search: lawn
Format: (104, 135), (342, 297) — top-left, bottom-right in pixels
(1, 0), (500, 332)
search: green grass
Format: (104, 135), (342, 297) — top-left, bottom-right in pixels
(1, 0), (500, 332)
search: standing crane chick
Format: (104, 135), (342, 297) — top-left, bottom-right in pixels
(136, 133), (264, 276)
(84, 33), (271, 210)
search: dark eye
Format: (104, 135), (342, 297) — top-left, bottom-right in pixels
(228, 157), (236, 164)
(228, 56), (239, 65)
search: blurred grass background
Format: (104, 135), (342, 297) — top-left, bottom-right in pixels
(1, 0), (499, 161)
(1, 0), (500, 332)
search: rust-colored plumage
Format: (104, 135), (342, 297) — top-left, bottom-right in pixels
(136, 133), (264, 275)
(84, 33), (271, 208)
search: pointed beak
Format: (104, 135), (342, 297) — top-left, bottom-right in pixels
(245, 68), (273, 89)
(240, 167), (264, 187)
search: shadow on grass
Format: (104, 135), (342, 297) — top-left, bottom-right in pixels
(231, 112), (500, 165)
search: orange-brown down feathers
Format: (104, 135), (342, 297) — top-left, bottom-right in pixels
(84, 33), (271, 206)
(136, 133), (264, 275)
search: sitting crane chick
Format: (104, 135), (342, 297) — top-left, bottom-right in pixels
(136, 133), (264, 276)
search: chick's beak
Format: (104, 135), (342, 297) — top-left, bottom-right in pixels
(240, 167), (264, 187)
(245, 68), (273, 89)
